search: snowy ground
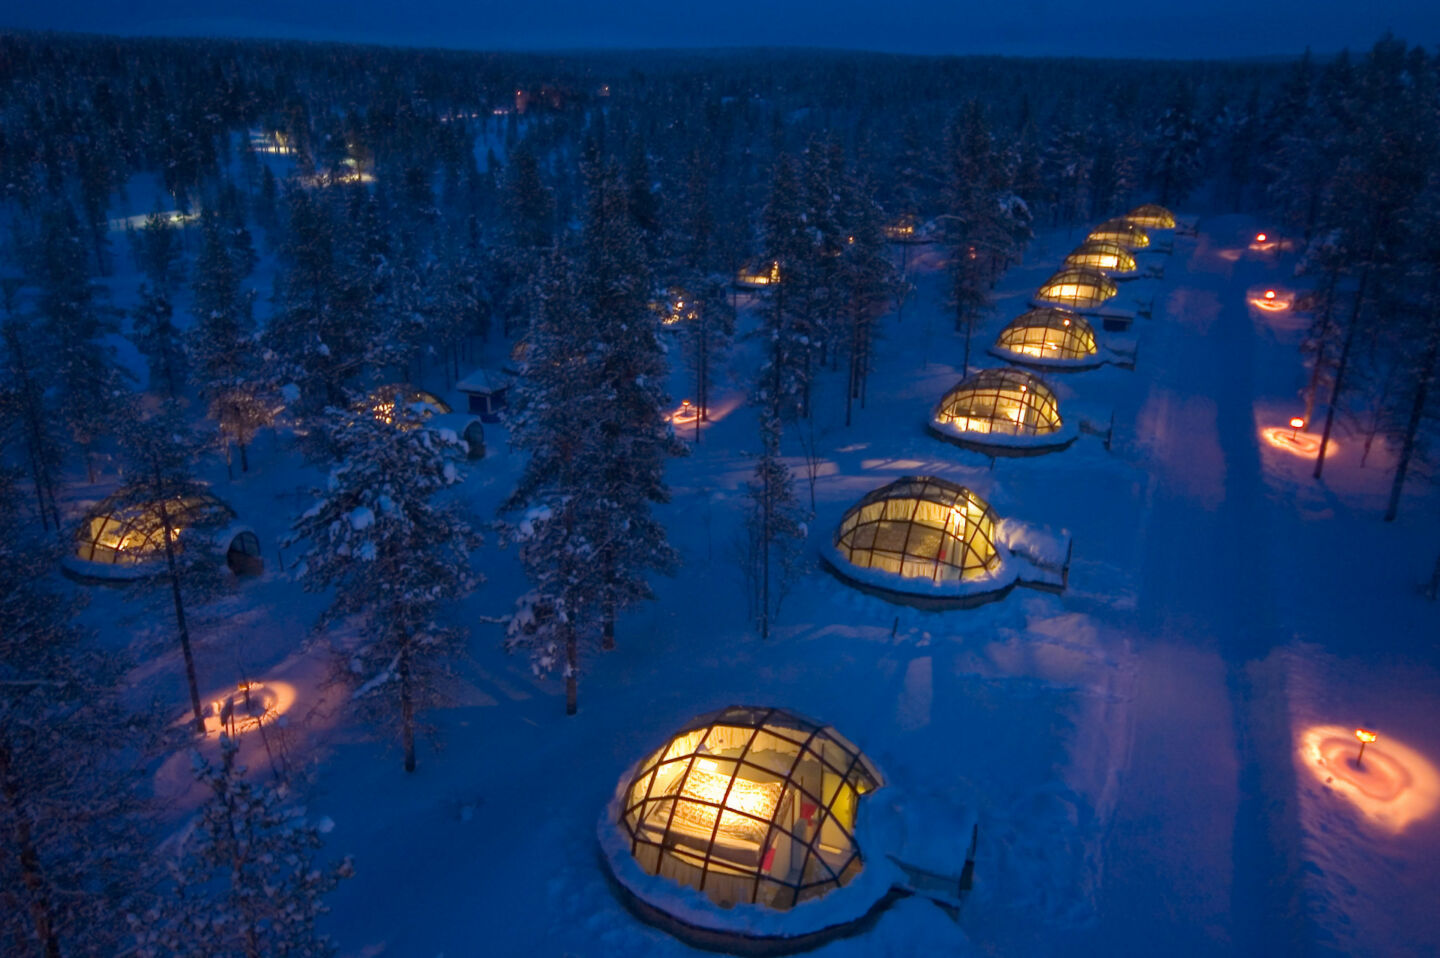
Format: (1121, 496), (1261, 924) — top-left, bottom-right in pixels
(67, 209), (1440, 956)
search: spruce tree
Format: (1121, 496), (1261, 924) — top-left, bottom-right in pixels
(578, 161), (686, 651)
(289, 409), (481, 771)
(134, 738), (353, 958)
(133, 282), (186, 398)
(0, 470), (150, 956)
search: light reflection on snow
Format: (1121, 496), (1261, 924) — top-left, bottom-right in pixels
(1260, 426), (1332, 458)
(1298, 725), (1440, 832)
(1248, 289), (1294, 312)
(199, 680), (297, 737)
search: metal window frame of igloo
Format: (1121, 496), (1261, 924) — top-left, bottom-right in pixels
(1085, 219), (1151, 250)
(990, 308), (1103, 370)
(1062, 241), (1138, 275)
(1033, 267), (1119, 310)
(364, 383), (452, 427)
(602, 706), (902, 955)
(67, 490), (259, 583)
(1123, 203), (1176, 229)
(929, 368), (1078, 456)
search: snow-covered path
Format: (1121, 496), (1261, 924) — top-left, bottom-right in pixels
(1080, 220), (1304, 954)
(1080, 217), (1440, 957)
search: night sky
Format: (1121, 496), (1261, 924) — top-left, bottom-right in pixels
(5, 0), (1439, 59)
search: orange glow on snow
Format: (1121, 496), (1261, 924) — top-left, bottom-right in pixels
(1260, 426), (1333, 458)
(1298, 724), (1440, 832)
(1250, 287), (1293, 311)
(667, 400), (700, 425)
(201, 680), (297, 737)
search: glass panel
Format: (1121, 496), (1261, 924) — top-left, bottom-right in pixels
(633, 840), (662, 874)
(871, 522), (909, 554)
(661, 729), (704, 762)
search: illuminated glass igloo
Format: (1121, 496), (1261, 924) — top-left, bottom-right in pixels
(1124, 203), (1176, 229)
(930, 368), (1077, 454)
(67, 491), (261, 581)
(1034, 267), (1118, 310)
(1085, 219), (1150, 250)
(1063, 241), (1137, 274)
(822, 476), (1069, 608)
(602, 707), (897, 949)
(364, 384), (451, 426)
(990, 308), (1102, 369)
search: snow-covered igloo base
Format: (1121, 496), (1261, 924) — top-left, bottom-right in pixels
(819, 519), (1070, 612)
(598, 764), (906, 955)
(927, 416), (1080, 458)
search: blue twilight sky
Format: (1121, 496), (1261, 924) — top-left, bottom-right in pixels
(4, 0), (1438, 59)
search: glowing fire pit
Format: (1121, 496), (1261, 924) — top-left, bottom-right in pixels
(203, 680), (296, 737)
(1249, 232), (1278, 252)
(1260, 425), (1332, 458)
(1249, 288), (1294, 311)
(1299, 725), (1440, 832)
(666, 399), (701, 426)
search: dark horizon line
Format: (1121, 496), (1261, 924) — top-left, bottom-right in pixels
(0, 23), (1371, 66)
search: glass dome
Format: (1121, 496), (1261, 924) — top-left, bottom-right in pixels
(1124, 204), (1176, 229)
(934, 368), (1062, 437)
(364, 384), (451, 427)
(1035, 267), (1118, 309)
(834, 476), (1000, 584)
(994, 308), (1097, 362)
(619, 706), (882, 911)
(1085, 219), (1150, 249)
(74, 492), (235, 566)
(1063, 241), (1137, 274)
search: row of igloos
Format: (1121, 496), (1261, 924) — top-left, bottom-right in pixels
(813, 206), (1180, 611)
(931, 204), (1178, 458)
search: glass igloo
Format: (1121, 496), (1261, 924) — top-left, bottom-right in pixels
(613, 706), (883, 912)
(991, 308), (1100, 368)
(1034, 267), (1118, 310)
(1085, 219), (1151, 250)
(1124, 203), (1176, 229)
(69, 491), (261, 579)
(364, 384), (451, 427)
(1063, 241), (1137, 274)
(833, 476), (1001, 585)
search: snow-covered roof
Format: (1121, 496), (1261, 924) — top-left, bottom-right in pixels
(456, 368), (512, 395)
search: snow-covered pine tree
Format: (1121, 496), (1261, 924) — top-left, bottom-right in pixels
(133, 282), (186, 398)
(117, 405), (230, 734)
(504, 250), (606, 714)
(0, 469), (151, 957)
(1148, 86), (1204, 207)
(189, 212), (271, 473)
(264, 187), (398, 417)
(834, 168), (896, 426)
(1, 315), (62, 530)
(944, 101), (1011, 374)
(1310, 38), (1430, 481)
(745, 407), (810, 640)
(33, 200), (131, 482)
(578, 160), (686, 651)
(135, 205), (185, 293)
(288, 407), (481, 771)
(760, 154), (816, 422)
(134, 738), (353, 958)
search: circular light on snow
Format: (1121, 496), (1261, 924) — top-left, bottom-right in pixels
(201, 680), (297, 737)
(1298, 724), (1440, 832)
(1260, 426), (1332, 458)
